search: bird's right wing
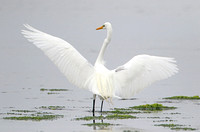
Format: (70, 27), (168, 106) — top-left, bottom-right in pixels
(22, 24), (95, 89)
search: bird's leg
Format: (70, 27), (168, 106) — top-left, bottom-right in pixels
(100, 100), (104, 113)
(92, 94), (97, 130)
(100, 99), (104, 123)
(92, 94), (96, 116)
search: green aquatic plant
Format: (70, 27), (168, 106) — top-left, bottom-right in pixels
(155, 124), (184, 127)
(4, 108), (63, 121)
(7, 113), (23, 115)
(130, 103), (176, 111)
(153, 120), (175, 122)
(164, 95), (200, 100)
(7, 110), (52, 116)
(47, 92), (59, 94)
(40, 88), (68, 91)
(76, 114), (136, 121)
(103, 110), (141, 114)
(11, 110), (36, 113)
(169, 112), (181, 115)
(76, 115), (104, 121)
(7, 110), (37, 115)
(171, 127), (197, 131)
(147, 117), (160, 119)
(155, 124), (197, 131)
(39, 106), (65, 110)
(83, 122), (114, 127)
(36, 112), (53, 114)
(106, 114), (136, 119)
(40, 88), (48, 91)
(123, 130), (140, 132)
(114, 108), (132, 111)
(3, 114), (64, 121)
(110, 108), (152, 114)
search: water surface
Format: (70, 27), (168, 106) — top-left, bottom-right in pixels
(0, 0), (200, 131)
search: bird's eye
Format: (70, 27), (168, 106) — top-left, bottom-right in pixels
(103, 25), (105, 27)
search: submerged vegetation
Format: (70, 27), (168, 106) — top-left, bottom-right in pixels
(103, 109), (142, 114)
(106, 114), (136, 119)
(40, 88), (68, 91)
(40, 88), (68, 95)
(164, 95), (200, 100)
(130, 103), (176, 111)
(83, 122), (114, 127)
(38, 106), (65, 110)
(11, 110), (36, 113)
(155, 124), (197, 131)
(103, 104), (172, 115)
(76, 114), (136, 121)
(2, 98), (198, 131)
(3, 109), (63, 121)
(171, 127), (197, 131)
(47, 92), (59, 94)
(3, 114), (63, 121)
(76, 115), (104, 121)
(155, 124), (184, 127)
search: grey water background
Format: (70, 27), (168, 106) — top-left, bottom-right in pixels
(0, 0), (200, 132)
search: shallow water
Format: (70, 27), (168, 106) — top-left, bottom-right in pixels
(0, 89), (200, 132)
(0, 0), (200, 132)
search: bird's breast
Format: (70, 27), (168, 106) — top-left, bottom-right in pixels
(95, 71), (114, 99)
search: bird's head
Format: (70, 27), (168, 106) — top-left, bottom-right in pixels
(96, 22), (112, 30)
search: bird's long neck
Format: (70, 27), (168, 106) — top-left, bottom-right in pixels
(95, 27), (112, 65)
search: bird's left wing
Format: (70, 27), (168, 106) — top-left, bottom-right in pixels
(22, 24), (95, 89)
(112, 55), (178, 98)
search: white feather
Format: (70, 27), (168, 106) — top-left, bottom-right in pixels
(22, 23), (178, 101)
(113, 55), (178, 98)
(21, 24), (95, 90)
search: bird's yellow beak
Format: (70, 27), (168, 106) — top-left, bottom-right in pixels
(96, 25), (104, 30)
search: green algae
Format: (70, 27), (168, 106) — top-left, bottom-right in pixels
(114, 108), (132, 111)
(155, 124), (197, 131)
(168, 112), (181, 115)
(3, 114), (64, 121)
(7, 110), (52, 115)
(7, 110), (37, 115)
(4, 109), (63, 121)
(171, 127), (197, 131)
(104, 108), (151, 114)
(76, 104), (173, 122)
(47, 92), (59, 94)
(7, 113), (23, 115)
(130, 103), (176, 111)
(11, 110), (36, 113)
(40, 88), (68, 91)
(40, 88), (68, 95)
(83, 122), (114, 127)
(39, 106), (65, 110)
(123, 130), (140, 132)
(147, 117), (160, 119)
(153, 120), (176, 122)
(76, 114), (136, 121)
(155, 124), (184, 127)
(76, 115), (104, 121)
(103, 110), (141, 114)
(106, 114), (136, 119)
(164, 95), (200, 100)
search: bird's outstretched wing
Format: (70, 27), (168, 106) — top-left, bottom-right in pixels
(113, 55), (178, 98)
(22, 24), (95, 89)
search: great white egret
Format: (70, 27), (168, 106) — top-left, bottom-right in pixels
(22, 22), (178, 113)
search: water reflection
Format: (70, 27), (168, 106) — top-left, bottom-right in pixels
(92, 111), (107, 130)
(91, 112), (142, 132)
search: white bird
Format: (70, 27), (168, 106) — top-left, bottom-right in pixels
(22, 22), (178, 113)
